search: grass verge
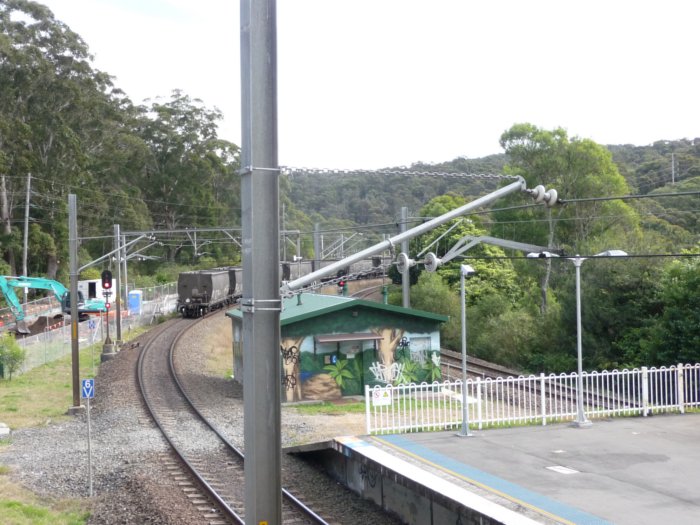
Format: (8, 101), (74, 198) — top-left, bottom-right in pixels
(0, 328), (146, 524)
(290, 400), (366, 415)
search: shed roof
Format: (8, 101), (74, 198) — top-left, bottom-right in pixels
(226, 293), (448, 326)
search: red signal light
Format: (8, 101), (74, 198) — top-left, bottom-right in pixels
(101, 269), (113, 289)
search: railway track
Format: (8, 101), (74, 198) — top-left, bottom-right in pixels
(349, 283), (387, 301)
(440, 348), (636, 412)
(136, 315), (332, 524)
(440, 348), (523, 380)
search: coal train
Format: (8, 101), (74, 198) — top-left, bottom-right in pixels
(177, 267), (239, 318)
(177, 257), (387, 318)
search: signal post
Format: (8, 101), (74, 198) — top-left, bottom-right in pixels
(100, 269), (116, 361)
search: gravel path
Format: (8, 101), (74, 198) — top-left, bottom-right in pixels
(0, 313), (401, 524)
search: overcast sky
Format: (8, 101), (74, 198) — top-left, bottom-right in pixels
(38, 0), (700, 169)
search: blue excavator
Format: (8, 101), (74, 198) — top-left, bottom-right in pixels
(0, 276), (107, 334)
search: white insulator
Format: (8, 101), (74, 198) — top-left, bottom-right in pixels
(396, 252), (415, 274)
(544, 188), (558, 207)
(532, 185), (546, 203)
(424, 252), (442, 273)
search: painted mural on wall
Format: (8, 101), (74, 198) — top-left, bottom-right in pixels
(280, 317), (442, 402)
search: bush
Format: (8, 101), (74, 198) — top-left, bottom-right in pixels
(0, 333), (27, 380)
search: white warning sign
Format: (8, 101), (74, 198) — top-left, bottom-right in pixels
(371, 388), (392, 407)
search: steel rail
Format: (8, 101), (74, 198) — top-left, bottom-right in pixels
(137, 318), (243, 524)
(168, 316), (331, 525)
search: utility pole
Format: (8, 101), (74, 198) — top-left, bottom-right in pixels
(314, 223), (321, 272)
(240, 0), (281, 523)
(671, 152), (676, 185)
(121, 233), (129, 317)
(114, 224), (122, 345)
(401, 206), (410, 308)
(67, 194), (82, 414)
(22, 173), (31, 307)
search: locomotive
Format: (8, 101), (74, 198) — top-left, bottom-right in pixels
(177, 257), (387, 318)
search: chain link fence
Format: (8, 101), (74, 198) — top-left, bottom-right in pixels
(0, 282), (178, 378)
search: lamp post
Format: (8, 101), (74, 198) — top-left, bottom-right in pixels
(571, 256), (590, 427)
(571, 250), (627, 427)
(528, 250), (627, 427)
(458, 264), (475, 437)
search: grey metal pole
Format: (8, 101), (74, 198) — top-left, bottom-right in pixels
(283, 178), (525, 292)
(313, 223), (320, 272)
(458, 265), (473, 437)
(114, 224), (122, 344)
(22, 173), (30, 276)
(573, 256), (591, 427)
(401, 207), (410, 308)
(122, 234), (128, 315)
(87, 395), (93, 497)
(241, 0), (281, 522)
(68, 194), (81, 412)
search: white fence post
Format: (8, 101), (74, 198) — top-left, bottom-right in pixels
(365, 385), (371, 434)
(476, 378), (483, 430)
(540, 373), (547, 426)
(641, 366), (649, 416)
(362, 364), (696, 435)
(677, 363), (685, 414)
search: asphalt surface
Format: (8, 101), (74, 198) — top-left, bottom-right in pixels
(371, 413), (700, 524)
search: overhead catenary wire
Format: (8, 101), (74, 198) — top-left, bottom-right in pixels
(5, 171), (699, 239)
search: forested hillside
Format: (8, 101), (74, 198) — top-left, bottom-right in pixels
(2, 1), (699, 374)
(286, 139), (700, 239)
(0, 1), (241, 281)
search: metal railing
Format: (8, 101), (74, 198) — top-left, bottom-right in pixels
(365, 363), (700, 434)
(1, 282), (178, 378)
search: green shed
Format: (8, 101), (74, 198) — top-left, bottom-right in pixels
(227, 293), (448, 402)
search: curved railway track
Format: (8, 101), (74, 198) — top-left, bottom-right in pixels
(440, 347), (635, 411)
(136, 315), (331, 524)
(349, 284), (387, 302)
(440, 348), (523, 380)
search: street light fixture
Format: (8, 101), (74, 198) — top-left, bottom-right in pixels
(571, 250), (627, 427)
(458, 263), (476, 437)
(529, 249), (627, 427)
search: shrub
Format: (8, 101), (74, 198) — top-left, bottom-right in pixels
(0, 333), (27, 380)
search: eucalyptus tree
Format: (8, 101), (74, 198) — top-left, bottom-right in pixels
(137, 90), (240, 262)
(0, 0), (138, 277)
(497, 123), (639, 252)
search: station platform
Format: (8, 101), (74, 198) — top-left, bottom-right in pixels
(330, 413), (700, 524)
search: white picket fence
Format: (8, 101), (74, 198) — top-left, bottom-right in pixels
(365, 363), (700, 434)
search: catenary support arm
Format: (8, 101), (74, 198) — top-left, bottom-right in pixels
(281, 178), (529, 293)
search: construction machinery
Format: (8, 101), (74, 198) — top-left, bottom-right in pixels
(0, 276), (107, 334)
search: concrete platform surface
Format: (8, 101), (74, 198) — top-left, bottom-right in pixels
(368, 413), (700, 524)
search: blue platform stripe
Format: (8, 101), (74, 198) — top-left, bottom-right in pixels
(377, 434), (613, 525)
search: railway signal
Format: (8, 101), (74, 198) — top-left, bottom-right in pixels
(101, 270), (112, 290)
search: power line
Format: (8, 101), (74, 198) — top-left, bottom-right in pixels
(558, 190), (700, 204)
(456, 253), (700, 261)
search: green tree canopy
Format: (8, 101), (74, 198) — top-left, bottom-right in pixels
(496, 123), (640, 253)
